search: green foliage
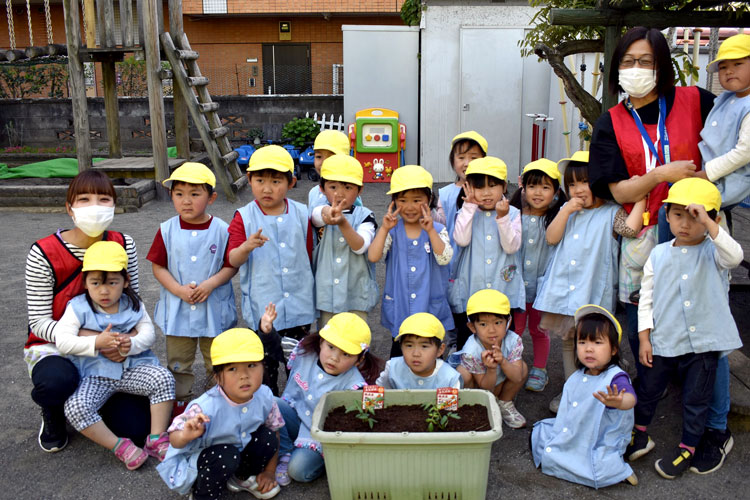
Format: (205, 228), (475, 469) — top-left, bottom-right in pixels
(281, 117), (319, 148)
(672, 51), (699, 87)
(519, 0), (606, 58)
(116, 56), (148, 97)
(0, 64), (68, 98)
(422, 403), (460, 432)
(400, 0), (423, 27)
(345, 398), (382, 429)
(246, 128), (264, 142)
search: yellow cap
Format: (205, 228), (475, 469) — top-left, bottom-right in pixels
(211, 328), (265, 365)
(162, 162), (216, 188)
(247, 145), (294, 173)
(466, 289), (511, 317)
(574, 304), (622, 343)
(522, 158), (561, 182)
(452, 131), (488, 154)
(319, 312), (372, 355)
(386, 165), (433, 194)
(395, 313), (446, 341)
(320, 154), (364, 186)
(465, 156), (507, 181)
(557, 150), (589, 172)
(708, 33), (750, 72)
(313, 129), (350, 156)
(662, 177), (721, 213)
(82, 241), (128, 273)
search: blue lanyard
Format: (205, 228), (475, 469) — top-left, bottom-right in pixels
(625, 95), (671, 166)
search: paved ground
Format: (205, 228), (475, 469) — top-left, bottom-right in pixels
(2, 177), (750, 499)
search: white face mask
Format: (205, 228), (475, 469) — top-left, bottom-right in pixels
(619, 67), (657, 98)
(71, 205), (115, 237)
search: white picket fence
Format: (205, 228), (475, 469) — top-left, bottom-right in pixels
(305, 112), (345, 132)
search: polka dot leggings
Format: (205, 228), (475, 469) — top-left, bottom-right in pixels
(192, 425), (278, 500)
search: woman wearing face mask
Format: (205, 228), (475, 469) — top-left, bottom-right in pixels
(588, 27), (716, 380)
(24, 170), (149, 454)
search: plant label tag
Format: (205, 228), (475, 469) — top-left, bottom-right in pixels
(436, 387), (458, 411)
(362, 385), (385, 410)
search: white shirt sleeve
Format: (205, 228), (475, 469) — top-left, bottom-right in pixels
(453, 203), (477, 247)
(712, 226), (744, 269)
(637, 255), (655, 332)
(352, 220), (376, 255)
(127, 306), (156, 356)
(374, 360), (393, 389)
(434, 226), (453, 266)
(54, 304), (97, 357)
(705, 113), (750, 181)
(311, 205), (325, 228)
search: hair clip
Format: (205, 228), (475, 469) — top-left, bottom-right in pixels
(360, 342), (370, 353)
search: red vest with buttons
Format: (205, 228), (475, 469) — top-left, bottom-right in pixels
(609, 86), (703, 225)
(26, 231), (125, 348)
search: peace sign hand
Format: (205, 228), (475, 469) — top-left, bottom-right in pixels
(419, 203), (433, 231)
(382, 202), (401, 230)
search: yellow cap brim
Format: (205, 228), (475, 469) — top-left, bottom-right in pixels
(574, 304), (622, 343)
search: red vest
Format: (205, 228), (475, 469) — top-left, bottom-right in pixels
(609, 86), (703, 225)
(26, 231), (125, 348)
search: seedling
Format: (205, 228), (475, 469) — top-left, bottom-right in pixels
(422, 402), (460, 432)
(346, 396), (383, 429)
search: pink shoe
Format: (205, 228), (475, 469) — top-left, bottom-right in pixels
(113, 438), (148, 470)
(144, 432), (170, 461)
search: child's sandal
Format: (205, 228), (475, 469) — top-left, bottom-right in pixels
(144, 432), (170, 461)
(114, 437), (148, 470)
(275, 454), (291, 486)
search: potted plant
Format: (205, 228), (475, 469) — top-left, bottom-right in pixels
(281, 117), (319, 148)
(311, 389), (502, 500)
(247, 128), (264, 145)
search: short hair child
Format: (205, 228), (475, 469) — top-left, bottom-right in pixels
(629, 178), (743, 479)
(147, 162), (238, 409)
(227, 145), (315, 396)
(376, 312), (462, 389)
(532, 305), (638, 488)
(157, 328), (283, 499)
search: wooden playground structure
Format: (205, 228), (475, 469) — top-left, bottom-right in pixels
(2, 0), (243, 201)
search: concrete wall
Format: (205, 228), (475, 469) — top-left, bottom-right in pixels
(0, 95), (343, 151)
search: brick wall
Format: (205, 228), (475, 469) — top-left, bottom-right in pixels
(187, 0), (405, 15)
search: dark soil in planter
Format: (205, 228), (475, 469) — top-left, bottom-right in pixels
(323, 404), (491, 433)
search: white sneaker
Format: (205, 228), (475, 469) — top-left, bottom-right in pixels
(497, 399), (526, 429)
(227, 475), (281, 499)
(549, 392), (562, 413)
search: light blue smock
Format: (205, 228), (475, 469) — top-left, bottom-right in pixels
(381, 219), (454, 337)
(447, 331), (522, 385)
(67, 295), (159, 380)
(281, 348), (365, 453)
(439, 183), (462, 277)
(380, 357), (462, 389)
(519, 214), (553, 303)
(153, 215), (236, 338)
(157, 384), (276, 494)
(312, 205), (378, 314)
(648, 238), (742, 357)
(236, 201), (315, 331)
(449, 205), (525, 311)
(531, 365), (634, 489)
(699, 91), (750, 208)
(533, 203), (620, 316)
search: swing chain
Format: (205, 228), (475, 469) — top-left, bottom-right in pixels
(6, 0), (15, 50)
(44, 0), (52, 44)
(25, 0), (33, 46)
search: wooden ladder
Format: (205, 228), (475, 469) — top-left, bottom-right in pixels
(160, 32), (244, 201)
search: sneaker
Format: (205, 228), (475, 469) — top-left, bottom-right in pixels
(172, 400), (188, 418)
(497, 399), (526, 429)
(626, 428), (655, 461)
(227, 475), (281, 499)
(144, 432), (170, 461)
(113, 437), (148, 470)
(38, 407), (68, 453)
(690, 428), (734, 474)
(275, 453), (291, 486)
(525, 367), (549, 392)
(655, 446), (694, 479)
(624, 473), (638, 485)
(548, 392), (562, 414)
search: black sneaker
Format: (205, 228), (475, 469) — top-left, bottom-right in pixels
(625, 428), (655, 461)
(655, 446), (694, 479)
(690, 428), (734, 474)
(38, 408), (68, 453)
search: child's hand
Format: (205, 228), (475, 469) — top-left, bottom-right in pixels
(481, 349), (499, 369)
(177, 283), (196, 304)
(116, 333), (132, 355)
(382, 202), (401, 231)
(686, 203), (711, 227)
(255, 470), (278, 494)
(245, 228), (269, 251)
(462, 183), (478, 205)
(94, 324), (120, 350)
(566, 197), (585, 213)
(594, 383), (626, 409)
(694, 170), (709, 180)
(182, 413), (210, 441)
(638, 332), (653, 368)
(419, 203), (434, 231)
(495, 196), (510, 218)
(323, 198), (348, 226)
(490, 344), (504, 366)
(190, 280), (216, 303)
(260, 302), (277, 334)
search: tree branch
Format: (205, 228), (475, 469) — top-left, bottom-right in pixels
(557, 39), (605, 57)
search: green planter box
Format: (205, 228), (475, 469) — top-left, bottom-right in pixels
(311, 389), (503, 500)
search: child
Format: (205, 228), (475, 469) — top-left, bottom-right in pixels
(55, 241), (175, 469)
(531, 305), (637, 488)
(449, 289), (527, 429)
(273, 312), (381, 484)
(376, 312), (462, 389)
(148, 163), (238, 410)
(308, 129), (354, 211)
(699, 33), (750, 210)
(368, 165), (454, 358)
(533, 151), (644, 413)
(629, 178), (743, 479)
(509, 158), (567, 392)
(449, 156), (523, 350)
(227, 145), (315, 396)
(157, 328), (282, 499)
(311, 154), (378, 326)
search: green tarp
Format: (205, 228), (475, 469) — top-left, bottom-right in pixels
(0, 158), (104, 179)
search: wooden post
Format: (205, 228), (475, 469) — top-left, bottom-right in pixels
(102, 61), (122, 158)
(142, 0), (169, 198)
(601, 25), (619, 113)
(96, 0), (117, 47)
(120, 0), (134, 47)
(169, 0), (190, 160)
(84, 0), (96, 47)
(62, 0), (92, 171)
